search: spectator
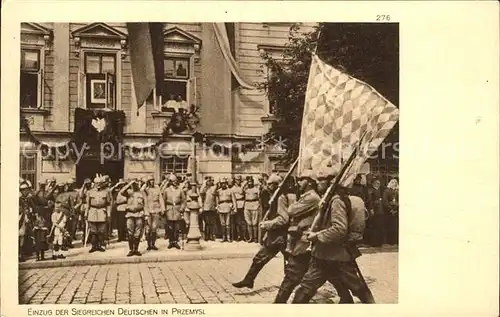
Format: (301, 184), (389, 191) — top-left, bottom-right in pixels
(350, 174), (367, 202)
(383, 178), (399, 245)
(365, 177), (385, 247)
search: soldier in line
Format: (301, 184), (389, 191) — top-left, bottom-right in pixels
(231, 175), (246, 241)
(243, 177), (260, 243)
(200, 177), (217, 241)
(78, 178), (92, 244)
(272, 169), (320, 302)
(32, 180), (51, 261)
(85, 177), (112, 253)
(53, 182), (75, 250)
(111, 179), (128, 242)
(291, 175), (375, 304)
(163, 174), (186, 249)
(119, 179), (147, 256)
(216, 178), (233, 243)
(143, 175), (165, 251)
(232, 174), (293, 289)
(66, 179), (80, 246)
(19, 181), (33, 262)
(103, 175), (114, 239)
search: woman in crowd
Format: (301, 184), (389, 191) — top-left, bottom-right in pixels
(365, 177), (385, 247)
(383, 178), (399, 245)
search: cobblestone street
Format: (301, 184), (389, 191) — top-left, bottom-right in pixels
(19, 251), (397, 304)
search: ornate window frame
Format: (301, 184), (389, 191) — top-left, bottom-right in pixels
(20, 23), (52, 111)
(71, 23), (126, 110)
(150, 27), (202, 114)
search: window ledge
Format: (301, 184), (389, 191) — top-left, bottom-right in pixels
(152, 110), (174, 118)
(21, 108), (50, 116)
(261, 114), (278, 123)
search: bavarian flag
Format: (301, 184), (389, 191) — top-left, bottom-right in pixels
(297, 54), (399, 187)
(126, 23), (165, 111)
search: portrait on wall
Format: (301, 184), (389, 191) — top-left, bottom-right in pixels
(175, 60), (189, 78)
(90, 79), (106, 103)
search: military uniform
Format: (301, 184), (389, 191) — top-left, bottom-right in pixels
(200, 180), (217, 241)
(231, 178), (246, 241)
(54, 184), (75, 249)
(85, 179), (112, 253)
(292, 193), (375, 304)
(66, 181), (80, 246)
(144, 178), (165, 250)
(274, 188), (319, 303)
(19, 183), (32, 262)
(124, 187), (147, 256)
(114, 184), (128, 242)
(232, 175), (293, 290)
(244, 184), (260, 243)
(216, 180), (233, 242)
(163, 176), (186, 249)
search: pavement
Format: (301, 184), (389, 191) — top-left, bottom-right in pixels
(19, 229), (398, 269)
(19, 251), (398, 304)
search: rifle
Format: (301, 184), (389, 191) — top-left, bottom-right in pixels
(258, 158), (299, 244)
(308, 131), (367, 249)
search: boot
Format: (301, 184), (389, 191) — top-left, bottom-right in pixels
(357, 287), (376, 304)
(146, 233), (152, 251)
(36, 251), (40, 261)
(253, 226), (259, 243)
(127, 238), (134, 257)
(150, 233), (158, 251)
(133, 238), (142, 256)
(291, 288), (314, 304)
(227, 226), (233, 242)
(89, 234), (98, 253)
(40, 251), (46, 261)
(221, 227), (228, 242)
(274, 288), (293, 304)
(96, 234), (106, 252)
(247, 225), (253, 243)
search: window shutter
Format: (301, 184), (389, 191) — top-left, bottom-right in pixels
(38, 69), (44, 109)
(188, 77), (197, 108)
(78, 71), (86, 108)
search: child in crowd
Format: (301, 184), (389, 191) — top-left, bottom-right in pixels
(50, 207), (67, 259)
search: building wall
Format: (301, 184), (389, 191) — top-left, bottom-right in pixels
(20, 22), (316, 183)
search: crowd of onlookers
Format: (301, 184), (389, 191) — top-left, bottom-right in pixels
(18, 172), (398, 262)
(350, 174), (399, 247)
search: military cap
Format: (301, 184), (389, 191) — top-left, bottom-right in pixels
(147, 174), (155, 181)
(315, 165), (338, 180)
(235, 175), (242, 181)
(84, 178), (92, 184)
(297, 169), (315, 180)
(220, 177), (228, 183)
(56, 182), (66, 188)
(168, 173), (177, 182)
(267, 174), (283, 184)
(66, 178), (76, 185)
(94, 176), (103, 184)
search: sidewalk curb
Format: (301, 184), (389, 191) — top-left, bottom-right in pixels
(19, 246), (398, 270)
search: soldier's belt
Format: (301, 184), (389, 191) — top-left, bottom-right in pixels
(245, 199), (259, 202)
(166, 202), (181, 205)
(236, 199), (245, 201)
(218, 200), (231, 203)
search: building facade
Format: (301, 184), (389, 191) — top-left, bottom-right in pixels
(19, 22), (317, 186)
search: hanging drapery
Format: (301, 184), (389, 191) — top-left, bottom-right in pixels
(212, 23), (256, 90)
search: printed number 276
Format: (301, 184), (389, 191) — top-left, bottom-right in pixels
(376, 15), (391, 21)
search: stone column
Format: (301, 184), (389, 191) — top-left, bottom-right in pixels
(185, 209), (202, 251)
